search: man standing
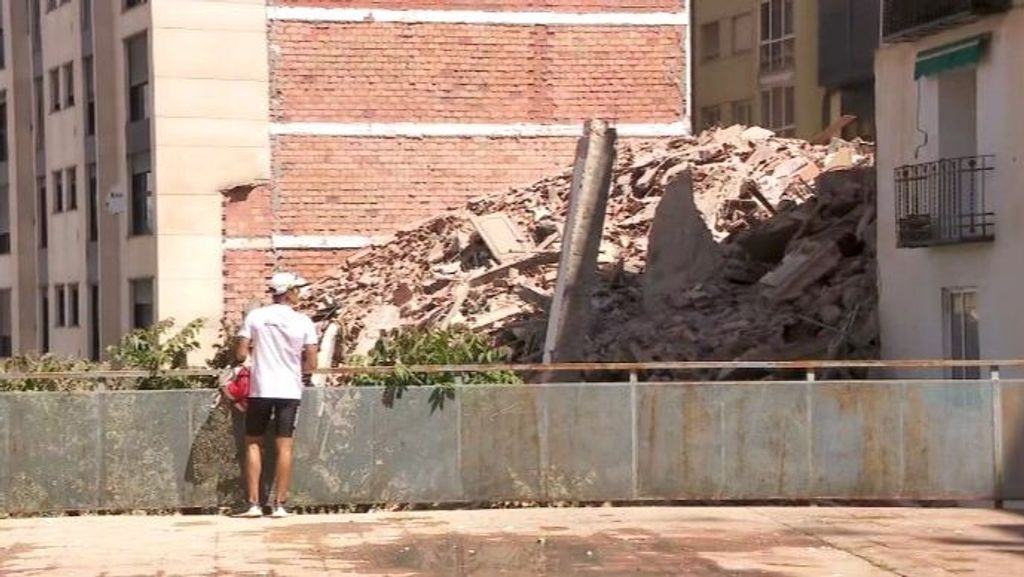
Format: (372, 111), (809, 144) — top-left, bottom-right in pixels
(233, 272), (318, 518)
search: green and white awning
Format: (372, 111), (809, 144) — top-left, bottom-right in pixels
(915, 35), (989, 79)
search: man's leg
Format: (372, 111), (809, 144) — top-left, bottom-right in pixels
(273, 436), (294, 505)
(245, 436), (263, 504)
(235, 398), (273, 516)
(270, 400), (300, 513)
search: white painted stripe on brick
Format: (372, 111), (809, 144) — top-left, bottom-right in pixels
(224, 235), (373, 250)
(268, 7), (689, 26)
(271, 121), (690, 138)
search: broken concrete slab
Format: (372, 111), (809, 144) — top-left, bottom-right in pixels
(354, 305), (402, 355)
(643, 172), (723, 311)
(760, 241), (843, 302)
(471, 213), (531, 263)
(742, 126), (776, 141)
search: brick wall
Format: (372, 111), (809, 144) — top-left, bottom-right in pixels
(223, 0), (688, 317)
(271, 22), (685, 123)
(273, 136), (579, 236)
(270, 0), (682, 11)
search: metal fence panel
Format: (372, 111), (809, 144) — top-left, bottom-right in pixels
(459, 386), (543, 502)
(6, 394), (103, 512)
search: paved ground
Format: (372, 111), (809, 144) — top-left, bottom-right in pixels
(1, 506), (1023, 576)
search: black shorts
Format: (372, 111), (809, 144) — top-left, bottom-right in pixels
(245, 398), (301, 438)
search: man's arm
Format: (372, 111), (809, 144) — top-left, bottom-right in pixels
(301, 345), (318, 386)
(235, 336), (252, 365)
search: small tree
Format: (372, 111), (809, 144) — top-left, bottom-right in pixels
(351, 326), (521, 412)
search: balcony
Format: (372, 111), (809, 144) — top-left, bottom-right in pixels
(884, 0), (1011, 41)
(896, 156), (995, 248)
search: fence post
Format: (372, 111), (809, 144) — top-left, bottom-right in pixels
(991, 364), (1004, 508)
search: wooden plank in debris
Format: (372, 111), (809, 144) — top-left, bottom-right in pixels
(810, 114), (856, 145)
(515, 280), (552, 309)
(470, 212), (531, 263)
(468, 251), (560, 288)
(469, 305), (522, 330)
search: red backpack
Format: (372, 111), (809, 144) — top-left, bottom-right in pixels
(222, 366), (251, 412)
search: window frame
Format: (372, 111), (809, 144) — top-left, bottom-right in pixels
(130, 277), (154, 330)
(55, 283), (66, 328)
(760, 85), (796, 136)
(62, 62), (74, 108)
(731, 12), (754, 55)
(68, 283), (80, 327)
(944, 288), (981, 380)
(759, 0), (796, 75)
(48, 67), (61, 113)
(52, 169), (63, 213)
(701, 20), (721, 63)
(66, 166), (77, 211)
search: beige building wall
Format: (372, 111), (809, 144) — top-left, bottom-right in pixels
(149, 0), (270, 353)
(876, 8), (1024, 366)
(693, 0), (824, 138)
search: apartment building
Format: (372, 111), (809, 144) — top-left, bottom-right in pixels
(692, 0), (877, 139)
(0, 0), (690, 359)
(876, 0), (1023, 370)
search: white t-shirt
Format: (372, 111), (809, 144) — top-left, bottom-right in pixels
(238, 304), (318, 400)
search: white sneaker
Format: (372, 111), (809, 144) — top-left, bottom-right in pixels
(267, 505), (291, 518)
(232, 504), (263, 518)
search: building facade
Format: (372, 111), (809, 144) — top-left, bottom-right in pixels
(876, 0), (1022, 369)
(692, 0), (823, 137)
(0, 0), (690, 359)
(692, 0), (877, 140)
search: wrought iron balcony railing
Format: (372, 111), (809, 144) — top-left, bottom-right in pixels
(883, 0), (1010, 41)
(896, 156), (995, 248)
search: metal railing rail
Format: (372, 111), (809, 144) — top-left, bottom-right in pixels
(1, 359), (1023, 381)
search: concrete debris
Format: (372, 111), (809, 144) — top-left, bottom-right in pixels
(300, 125), (877, 376)
(470, 213), (532, 263)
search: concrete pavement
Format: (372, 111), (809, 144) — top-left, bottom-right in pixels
(1, 506), (1022, 575)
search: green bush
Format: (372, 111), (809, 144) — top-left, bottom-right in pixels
(350, 326), (521, 412)
(0, 318), (214, 392)
(0, 354), (100, 392)
(107, 318), (212, 389)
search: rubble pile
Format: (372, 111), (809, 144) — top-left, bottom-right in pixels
(301, 125), (876, 374)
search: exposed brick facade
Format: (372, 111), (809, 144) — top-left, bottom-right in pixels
(272, 135), (580, 236)
(223, 1), (688, 316)
(271, 23), (685, 123)
(270, 0), (683, 11)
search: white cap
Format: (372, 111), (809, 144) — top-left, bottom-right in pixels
(268, 272), (309, 295)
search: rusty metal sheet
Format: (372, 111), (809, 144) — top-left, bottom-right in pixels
(367, 387), (462, 503)
(900, 382), (994, 499)
(812, 384), (903, 498)
(291, 388), (376, 504)
(542, 384), (633, 501)
(459, 386), (543, 502)
(1000, 382), (1024, 500)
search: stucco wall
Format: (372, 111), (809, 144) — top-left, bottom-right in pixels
(876, 9), (1024, 368)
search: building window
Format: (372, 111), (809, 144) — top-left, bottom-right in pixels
(37, 177), (47, 248)
(701, 105), (722, 130)
(62, 62), (74, 108)
(81, 0), (92, 32)
(84, 57), (95, 136)
(33, 76), (43, 149)
(129, 154), (152, 236)
(0, 1), (6, 71)
(0, 92), (8, 162)
(55, 284), (66, 327)
(66, 166), (77, 211)
(125, 0), (148, 9)
(68, 283), (80, 327)
(89, 284), (99, 360)
(946, 288), (980, 380)
(0, 184), (9, 255)
(126, 33), (149, 123)
(760, 0), (795, 75)
(732, 13), (754, 55)
(0, 289), (11, 357)
(88, 163), (98, 241)
(130, 278), (154, 329)
(701, 21), (721, 62)
(761, 85), (795, 136)
(40, 287), (49, 351)
(732, 100), (753, 126)
(52, 170), (63, 213)
(49, 67), (61, 112)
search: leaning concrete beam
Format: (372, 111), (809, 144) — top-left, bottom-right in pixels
(543, 120), (617, 364)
